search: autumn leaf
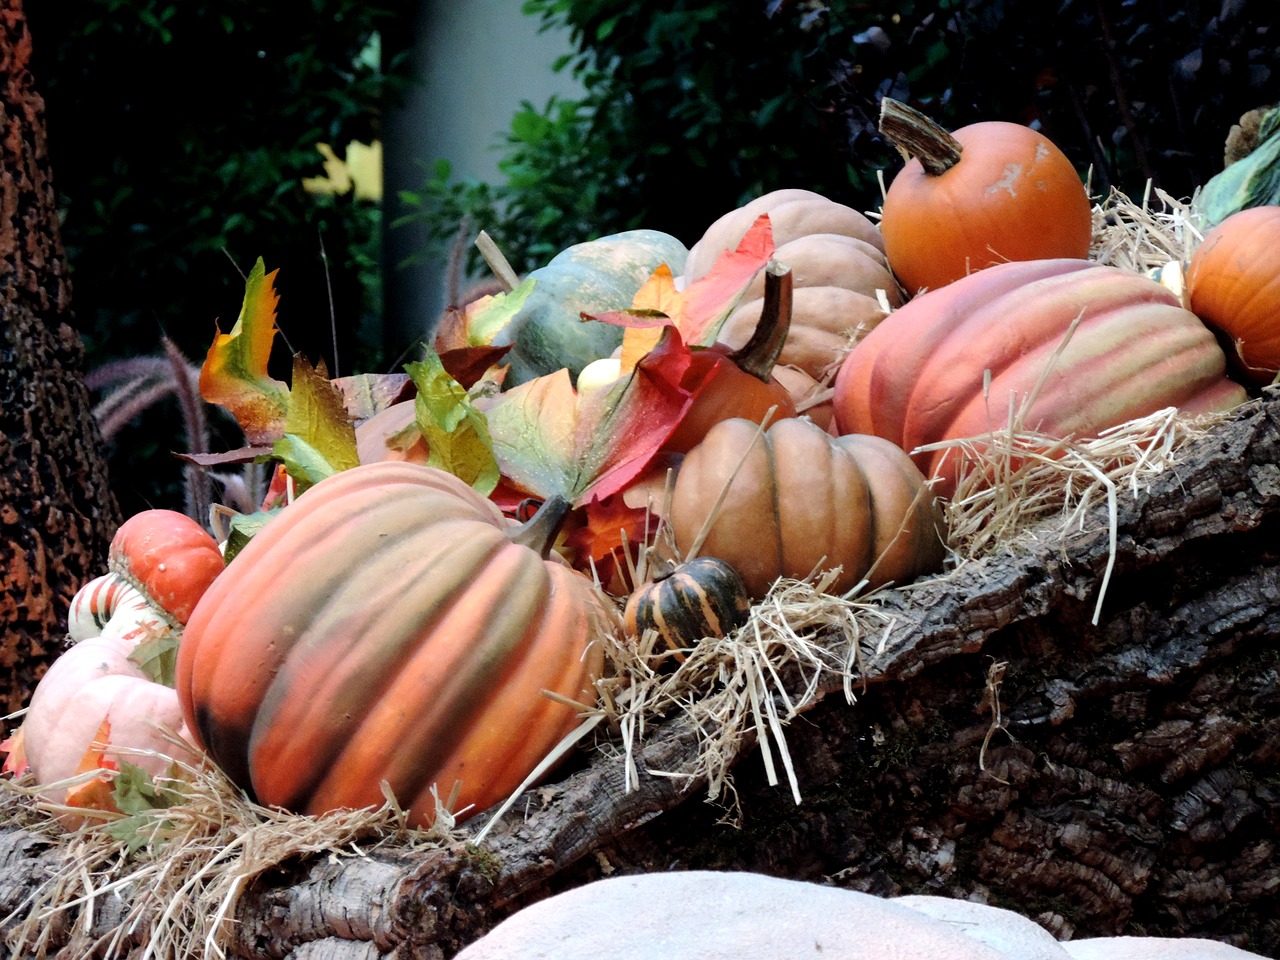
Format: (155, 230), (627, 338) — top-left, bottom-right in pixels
(560, 492), (656, 572)
(406, 349), (500, 495)
(272, 355), (359, 491)
(594, 213), (776, 369)
(482, 326), (693, 506)
(0, 727), (27, 777)
(198, 257), (290, 445)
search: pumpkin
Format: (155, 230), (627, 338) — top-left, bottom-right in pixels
(669, 418), (947, 599)
(770, 364), (835, 432)
(681, 188), (886, 286)
(15, 632), (197, 815)
(354, 399), (429, 464)
(484, 229), (689, 385)
(877, 98), (1093, 296)
(7, 513), (221, 820)
(664, 261), (799, 453)
(624, 556), (752, 651)
(1186, 205), (1280, 386)
(831, 258), (1248, 499)
(175, 461), (612, 827)
(719, 285), (890, 382)
(107, 509), (225, 626)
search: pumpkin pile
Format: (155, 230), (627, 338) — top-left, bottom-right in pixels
(4, 95), (1275, 836)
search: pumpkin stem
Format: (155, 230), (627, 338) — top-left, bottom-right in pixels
(508, 495), (572, 558)
(729, 260), (793, 383)
(879, 97), (963, 178)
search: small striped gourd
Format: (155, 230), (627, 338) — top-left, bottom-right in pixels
(624, 557), (751, 651)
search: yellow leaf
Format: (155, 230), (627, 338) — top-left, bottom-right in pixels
(199, 258), (290, 444)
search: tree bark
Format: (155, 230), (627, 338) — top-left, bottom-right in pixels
(0, 0), (120, 715)
(4, 394), (1279, 959)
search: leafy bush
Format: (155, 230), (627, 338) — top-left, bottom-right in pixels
(28, 0), (415, 516)
(402, 0), (1274, 278)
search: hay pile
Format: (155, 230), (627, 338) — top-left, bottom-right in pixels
(1, 187), (1234, 959)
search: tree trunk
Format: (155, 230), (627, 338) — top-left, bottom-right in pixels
(0, 0), (120, 715)
(3, 394), (1279, 959)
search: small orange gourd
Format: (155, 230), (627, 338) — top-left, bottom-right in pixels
(878, 98), (1092, 296)
(1186, 205), (1280, 386)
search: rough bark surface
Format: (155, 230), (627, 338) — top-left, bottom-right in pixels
(3, 394), (1279, 959)
(0, 0), (120, 715)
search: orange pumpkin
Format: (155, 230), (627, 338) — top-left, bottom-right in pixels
(1186, 205), (1280, 386)
(664, 261), (799, 453)
(877, 98), (1093, 296)
(831, 258), (1247, 499)
(669, 418), (946, 599)
(175, 462), (611, 827)
(108, 509), (224, 625)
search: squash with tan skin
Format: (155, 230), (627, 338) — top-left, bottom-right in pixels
(176, 462), (612, 828)
(681, 188), (885, 285)
(669, 417), (947, 600)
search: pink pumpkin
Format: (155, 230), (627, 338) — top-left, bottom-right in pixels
(14, 632), (197, 820)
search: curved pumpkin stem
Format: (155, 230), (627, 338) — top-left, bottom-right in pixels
(879, 97), (963, 178)
(508, 495), (572, 558)
(729, 260), (793, 383)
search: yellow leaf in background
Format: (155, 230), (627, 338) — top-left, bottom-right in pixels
(199, 257), (290, 445)
(346, 140), (382, 201)
(302, 142), (351, 196)
(301, 140), (381, 201)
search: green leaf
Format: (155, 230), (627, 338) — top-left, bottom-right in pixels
(269, 354), (360, 492)
(128, 634), (179, 687)
(112, 761), (184, 816)
(223, 508), (282, 564)
(102, 762), (188, 854)
(405, 351), (500, 495)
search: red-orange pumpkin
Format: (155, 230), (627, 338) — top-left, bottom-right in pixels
(1186, 205), (1280, 386)
(831, 258), (1248, 499)
(877, 98), (1093, 297)
(669, 418), (947, 599)
(175, 462), (611, 827)
(664, 261), (799, 453)
(108, 509), (224, 625)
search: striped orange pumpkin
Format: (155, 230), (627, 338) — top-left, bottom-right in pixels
(176, 462), (611, 827)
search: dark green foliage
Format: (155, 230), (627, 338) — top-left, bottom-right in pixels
(403, 0), (1275, 276)
(28, 0), (415, 517)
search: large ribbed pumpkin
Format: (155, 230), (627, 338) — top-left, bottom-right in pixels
(176, 462), (610, 827)
(1186, 205), (1280, 386)
(831, 258), (1248, 499)
(669, 418), (947, 599)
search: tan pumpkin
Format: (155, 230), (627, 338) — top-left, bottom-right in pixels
(682, 188), (885, 285)
(354, 399), (429, 464)
(719, 285), (890, 381)
(669, 418), (947, 599)
(176, 461), (612, 827)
